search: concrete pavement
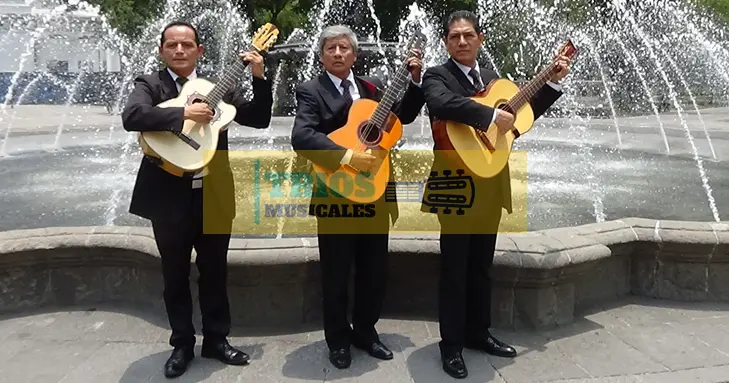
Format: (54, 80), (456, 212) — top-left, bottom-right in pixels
(1, 296), (729, 382)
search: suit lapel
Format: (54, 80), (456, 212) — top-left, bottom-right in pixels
(445, 59), (478, 96)
(159, 69), (179, 100)
(316, 73), (348, 114)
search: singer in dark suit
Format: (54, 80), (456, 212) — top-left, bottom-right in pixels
(121, 21), (273, 378)
(290, 24), (425, 369)
(421, 11), (571, 379)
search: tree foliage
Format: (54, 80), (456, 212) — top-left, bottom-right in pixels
(236, 0), (317, 40)
(86, 0), (729, 45)
(695, 0), (729, 23)
(84, 0), (162, 37)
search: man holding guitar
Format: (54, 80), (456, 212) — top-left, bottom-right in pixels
(290, 25), (425, 369)
(421, 11), (571, 379)
(121, 21), (273, 378)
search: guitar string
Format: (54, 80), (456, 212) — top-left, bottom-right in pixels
(205, 43), (256, 105)
(356, 36), (425, 153)
(355, 63), (410, 151)
(506, 61), (558, 111)
(475, 59), (559, 150)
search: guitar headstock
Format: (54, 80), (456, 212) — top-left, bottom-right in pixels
(557, 39), (578, 60)
(250, 23), (279, 54)
(405, 30), (427, 53)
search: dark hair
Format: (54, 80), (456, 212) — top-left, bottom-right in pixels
(160, 21), (200, 46)
(443, 10), (481, 37)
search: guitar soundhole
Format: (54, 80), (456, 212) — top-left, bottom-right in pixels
(497, 103), (515, 116)
(358, 122), (382, 145)
(190, 97), (216, 117)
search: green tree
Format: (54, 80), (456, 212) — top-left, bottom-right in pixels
(418, 0), (477, 26)
(694, 0), (729, 23)
(84, 0), (162, 37)
(237, 0), (316, 41)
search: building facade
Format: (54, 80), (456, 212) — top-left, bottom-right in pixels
(0, 0), (121, 74)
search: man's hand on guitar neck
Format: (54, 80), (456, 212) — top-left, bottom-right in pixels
(239, 51), (265, 79)
(494, 109), (515, 135)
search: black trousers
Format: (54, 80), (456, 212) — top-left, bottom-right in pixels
(151, 186), (232, 348)
(315, 212), (390, 350)
(437, 206), (503, 355)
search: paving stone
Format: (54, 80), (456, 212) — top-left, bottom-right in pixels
(0, 339), (105, 383)
(59, 342), (168, 383)
(484, 330), (591, 382)
(613, 323), (729, 371)
(0, 297), (728, 382)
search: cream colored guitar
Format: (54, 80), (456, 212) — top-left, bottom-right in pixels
(139, 23), (279, 175)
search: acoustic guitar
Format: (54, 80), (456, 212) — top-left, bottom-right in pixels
(311, 30), (427, 203)
(138, 23), (279, 175)
(432, 40), (578, 179)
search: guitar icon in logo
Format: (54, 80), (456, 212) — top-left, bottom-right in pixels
(385, 168), (476, 216)
(422, 169), (475, 215)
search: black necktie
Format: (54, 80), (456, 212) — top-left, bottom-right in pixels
(176, 76), (188, 88)
(340, 79), (353, 104)
(468, 68), (483, 92)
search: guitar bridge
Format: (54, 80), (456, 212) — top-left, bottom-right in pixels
(173, 131), (201, 150)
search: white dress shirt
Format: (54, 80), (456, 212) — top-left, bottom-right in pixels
(326, 70), (361, 102)
(167, 68), (198, 90)
(450, 59), (563, 123)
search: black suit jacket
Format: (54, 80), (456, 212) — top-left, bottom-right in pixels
(421, 59), (562, 216)
(121, 68), (273, 224)
(290, 72), (426, 224)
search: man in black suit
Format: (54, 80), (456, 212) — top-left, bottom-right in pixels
(290, 24), (425, 369)
(421, 11), (571, 379)
(121, 21), (273, 378)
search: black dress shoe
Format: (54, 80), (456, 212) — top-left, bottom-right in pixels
(329, 347), (352, 369)
(201, 339), (250, 365)
(441, 351), (468, 379)
(353, 338), (393, 360)
(164, 347), (194, 379)
(465, 334), (517, 358)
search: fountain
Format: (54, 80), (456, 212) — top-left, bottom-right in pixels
(0, 0), (725, 234)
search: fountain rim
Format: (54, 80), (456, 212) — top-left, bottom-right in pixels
(0, 218), (725, 330)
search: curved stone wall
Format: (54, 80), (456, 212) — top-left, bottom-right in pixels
(0, 218), (727, 329)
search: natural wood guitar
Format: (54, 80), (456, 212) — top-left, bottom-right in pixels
(311, 31), (427, 203)
(433, 40), (578, 179)
(138, 23), (279, 174)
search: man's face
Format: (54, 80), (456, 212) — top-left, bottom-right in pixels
(443, 19), (484, 66)
(159, 25), (203, 74)
(321, 36), (357, 77)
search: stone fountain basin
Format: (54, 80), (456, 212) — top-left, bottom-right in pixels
(0, 218), (727, 330)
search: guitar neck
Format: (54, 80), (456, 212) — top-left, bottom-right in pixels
(370, 61), (413, 129)
(505, 60), (558, 112)
(206, 43), (256, 105)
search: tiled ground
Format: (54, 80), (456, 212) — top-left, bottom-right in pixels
(1, 297), (729, 382)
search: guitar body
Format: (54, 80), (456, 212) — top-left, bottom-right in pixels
(312, 98), (403, 203)
(433, 78), (535, 179)
(139, 78), (238, 172)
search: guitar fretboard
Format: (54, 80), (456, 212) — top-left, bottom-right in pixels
(205, 43), (256, 105)
(369, 62), (412, 129)
(504, 61), (559, 112)
(368, 33), (425, 132)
